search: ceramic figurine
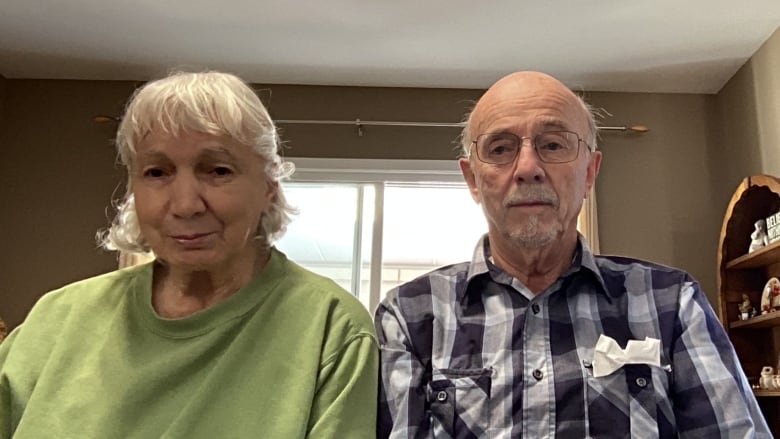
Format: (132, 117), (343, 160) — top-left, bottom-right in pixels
(760, 366), (775, 389)
(738, 294), (755, 320)
(749, 219), (770, 253)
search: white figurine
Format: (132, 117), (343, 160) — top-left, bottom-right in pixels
(749, 219), (770, 253)
(760, 366), (775, 389)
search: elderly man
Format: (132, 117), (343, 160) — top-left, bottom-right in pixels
(375, 71), (769, 438)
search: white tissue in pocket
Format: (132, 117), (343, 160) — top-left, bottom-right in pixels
(592, 334), (661, 378)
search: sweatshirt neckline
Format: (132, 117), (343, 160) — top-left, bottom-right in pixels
(132, 248), (286, 338)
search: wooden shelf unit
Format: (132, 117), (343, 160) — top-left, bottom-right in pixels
(730, 311), (780, 329)
(727, 239), (780, 270)
(717, 174), (780, 436)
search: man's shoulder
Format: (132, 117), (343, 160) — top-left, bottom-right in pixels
(376, 261), (471, 322)
(594, 254), (691, 275)
(591, 254), (696, 292)
(384, 261), (471, 301)
(374, 262), (472, 353)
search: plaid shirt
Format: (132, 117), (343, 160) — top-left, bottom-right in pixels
(375, 235), (770, 438)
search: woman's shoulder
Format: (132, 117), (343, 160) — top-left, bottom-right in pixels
(3, 264), (151, 362)
(273, 254), (375, 337)
(27, 263), (150, 322)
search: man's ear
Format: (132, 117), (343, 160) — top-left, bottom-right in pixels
(459, 157), (481, 204)
(584, 150), (602, 196)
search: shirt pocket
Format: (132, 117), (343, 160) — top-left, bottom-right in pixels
(427, 367), (492, 438)
(584, 362), (673, 438)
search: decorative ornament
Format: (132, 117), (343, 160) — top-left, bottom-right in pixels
(749, 219), (770, 253)
(761, 277), (780, 314)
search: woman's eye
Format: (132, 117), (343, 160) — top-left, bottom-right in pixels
(212, 166), (234, 177)
(143, 168), (166, 178)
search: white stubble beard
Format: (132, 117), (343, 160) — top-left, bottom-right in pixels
(505, 212), (562, 249)
(501, 183), (562, 249)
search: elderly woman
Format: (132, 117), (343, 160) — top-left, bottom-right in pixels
(0, 71), (378, 438)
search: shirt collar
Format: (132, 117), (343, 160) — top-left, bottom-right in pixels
(572, 235), (609, 297)
(459, 233), (609, 303)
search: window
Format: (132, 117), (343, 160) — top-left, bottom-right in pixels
(275, 158), (486, 311)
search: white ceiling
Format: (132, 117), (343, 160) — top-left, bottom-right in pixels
(1, 0), (779, 94)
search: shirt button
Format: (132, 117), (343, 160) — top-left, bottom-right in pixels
(532, 369), (544, 381)
(531, 303), (541, 314)
(635, 377), (647, 388)
(436, 391), (448, 402)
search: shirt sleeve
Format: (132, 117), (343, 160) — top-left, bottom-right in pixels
(375, 299), (430, 439)
(306, 332), (379, 439)
(0, 327), (20, 438)
(672, 281), (772, 438)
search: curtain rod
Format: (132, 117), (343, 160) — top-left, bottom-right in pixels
(94, 115), (648, 133)
(275, 119), (649, 133)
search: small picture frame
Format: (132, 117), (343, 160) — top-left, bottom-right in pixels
(761, 277), (780, 314)
(767, 211), (780, 244)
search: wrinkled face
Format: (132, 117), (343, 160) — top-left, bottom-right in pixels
(132, 131), (276, 271)
(459, 72), (601, 249)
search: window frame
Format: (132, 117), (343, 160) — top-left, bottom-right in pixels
(284, 158), (465, 311)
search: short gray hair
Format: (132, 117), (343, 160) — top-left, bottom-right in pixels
(98, 71), (295, 254)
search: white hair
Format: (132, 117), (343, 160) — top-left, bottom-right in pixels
(98, 71), (295, 253)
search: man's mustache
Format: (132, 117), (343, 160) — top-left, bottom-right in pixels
(503, 185), (559, 207)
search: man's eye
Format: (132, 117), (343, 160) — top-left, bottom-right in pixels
(539, 142), (564, 151)
(488, 143), (515, 155)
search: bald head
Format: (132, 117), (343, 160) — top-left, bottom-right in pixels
(461, 71), (597, 157)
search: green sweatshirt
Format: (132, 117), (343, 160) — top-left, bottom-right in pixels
(0, 249), (378, 438)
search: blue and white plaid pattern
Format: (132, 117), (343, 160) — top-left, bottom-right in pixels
(376, 235), (770, 438)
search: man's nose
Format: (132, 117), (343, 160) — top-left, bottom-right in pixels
(512, 138), (546, 182)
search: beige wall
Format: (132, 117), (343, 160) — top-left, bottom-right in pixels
(591, 92), (720, 302)
(0, 72), (751, 329)
(751, 29), (780, 177)
(712, 27), (780, 210)
(261, 84), (481, 159)
(0, 80), (136, 329)
(0, 74), (6, 127)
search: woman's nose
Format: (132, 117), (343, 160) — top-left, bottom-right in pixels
(169, 174), (206, 218)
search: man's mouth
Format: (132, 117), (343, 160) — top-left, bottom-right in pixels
(507, 200), (553, 208)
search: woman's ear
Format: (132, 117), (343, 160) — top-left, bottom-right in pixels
(266, 180), (279, 202)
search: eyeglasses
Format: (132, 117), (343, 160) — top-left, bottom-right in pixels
(471, 131), (589, 165)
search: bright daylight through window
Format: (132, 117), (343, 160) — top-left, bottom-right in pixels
(275, 159), (486, 311)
